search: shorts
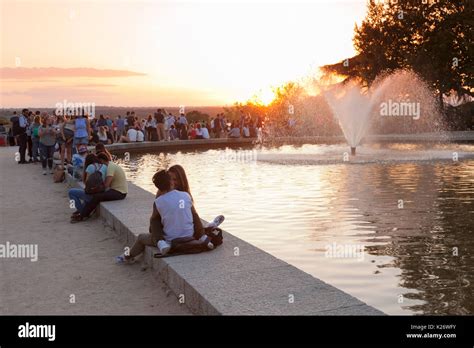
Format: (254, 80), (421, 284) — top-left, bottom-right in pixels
(73, 136), (89, 146)
(64, 128), (74, 141)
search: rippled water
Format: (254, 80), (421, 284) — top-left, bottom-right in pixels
(118, 143), (474, 315)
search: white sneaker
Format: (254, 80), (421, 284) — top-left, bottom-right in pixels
(49, 169), (54, 174)
(115, 254), (135, 265)
(42, 170), (47, 175)
(207, 215), (225, 229)
(157, 240), (171, 255)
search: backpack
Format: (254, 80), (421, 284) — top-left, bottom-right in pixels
(53, 166), (65, 183)
(154, 227), (224, 258)
(11, 116), (25, 136)
(85, 164), (105, 194)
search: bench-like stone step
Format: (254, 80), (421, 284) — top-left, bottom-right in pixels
(98, 182), (384, 315)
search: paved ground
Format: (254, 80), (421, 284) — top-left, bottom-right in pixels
(0, 147), (189, 315)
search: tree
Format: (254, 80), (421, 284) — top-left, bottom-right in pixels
(323, 0), (473, 106)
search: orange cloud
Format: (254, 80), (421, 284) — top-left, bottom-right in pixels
(0, 67), (146, 79)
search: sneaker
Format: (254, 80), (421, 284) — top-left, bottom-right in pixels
(70, 211), (81, 217)
(157, 240), (171, 255)
(70, 214), (83, 223)
(199, 235), (214, 250)
(42, 170), (47, 175)
(49, 169), (54, 174)
(115, 254), (135, 265)
(207, 215), (225, 229)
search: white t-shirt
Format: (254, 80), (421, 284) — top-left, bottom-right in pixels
(201, 127), (210, 139)
(165, 116), (174, 129)
(155, 190), (194, 242)
(127, 128), (137, 142)
(195, 128), (203, 137)
(136, 130), (144, 142)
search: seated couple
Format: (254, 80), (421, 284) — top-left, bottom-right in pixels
(116, 165), (224, 263)
(119, 126), (144, 143)
(69, 151), (128, 223)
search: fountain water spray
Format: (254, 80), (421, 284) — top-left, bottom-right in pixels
(323, 82), (379, 156)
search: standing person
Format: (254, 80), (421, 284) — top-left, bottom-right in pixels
(73, 113), (91, 148)
(178, 113), (188, 140)
(125, 111), (132, 131)
(29, 115), (41, 163)
(97, 114), (107, 127)
(71, 152), (128, 222)
(38, 116), (57, 175)
(210, 117), (215, 138)
(62, 115), (75, 164)
(116, 115), (125, 142)
(164, 113), (174, 141)
(145, 115), (152, 141)
(11, 109), (29, 164)
(54, 115), (66, 166)
(242, 123), (250, 138)
(26, 111), (36, 162)
(106, 116), (113, 129)
(214, 114), (221, 138)
(110, 118), (117, 141)
(155, 109), (165, 141)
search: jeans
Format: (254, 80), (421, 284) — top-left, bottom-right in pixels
(39, 143), (55, 169)
(31, 137), (40, 161)
(17, 133), (27, 162)
(27, 135), (32, 159)
(81, 189), (126, 217)
(68, 188), (92, 214)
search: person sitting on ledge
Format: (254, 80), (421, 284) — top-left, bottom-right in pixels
(115, 166), (224, 263)
(119, 126), (144, 143)
(71, 152), (127, 223)
(169, 125), (178, 140)
(68, 153), (108, 219)
(228, 122), (241, 138)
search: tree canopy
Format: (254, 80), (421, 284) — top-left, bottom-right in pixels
(322, 0), (473, 102)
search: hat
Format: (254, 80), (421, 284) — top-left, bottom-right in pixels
(78, 145), (88, 154)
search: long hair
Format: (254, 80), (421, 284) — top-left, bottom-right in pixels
(84, 153), (99, 169)
(95, 143), (112, 160)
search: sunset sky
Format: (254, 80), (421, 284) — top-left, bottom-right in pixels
(0, 0), (368, 107)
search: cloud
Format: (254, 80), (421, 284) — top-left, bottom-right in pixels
(0, 67), (146, 79)
(1, 86), (115, 97)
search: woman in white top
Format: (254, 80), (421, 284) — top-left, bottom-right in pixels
(98, 126), (110, 144)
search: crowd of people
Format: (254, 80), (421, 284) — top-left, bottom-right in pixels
(9, 108), (226, 261)
(8, 108), (264, 157)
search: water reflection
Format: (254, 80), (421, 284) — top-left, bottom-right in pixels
(119, 144), (474, 315)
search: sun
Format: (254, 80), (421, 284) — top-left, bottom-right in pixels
(255, 88), (277, 106)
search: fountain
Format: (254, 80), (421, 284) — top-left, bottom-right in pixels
(323, 81), (382, 156)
